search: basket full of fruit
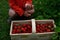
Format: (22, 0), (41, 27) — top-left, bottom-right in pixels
(10, 19), (56, 40)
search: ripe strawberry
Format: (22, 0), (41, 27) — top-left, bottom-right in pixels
(45, 24), (48, 27)
(40, 27), (43, 30)
(12, 29), (16, 34)
(16, 29), (20, 33)
(46, 29), (51, 32)
(27, 29), (32, 33)
(36, 28), (40, 33)
(18, 26), (21, 29)
(13, 26), (17, 29)
(24, 27), (27, 30)
(47, 23), (53, 26)
(27, 25), (31, 29)
(29, 21), (31, 24)
(23, 24), (27, 27)
(39, 30), (43, 33)
(36, 24), (40, 32)
(36, 24), (40, 28)
(28, 29), (32, 32)
(12, 31), (15, 34)
(37, 28), (40, 30)
(30, 30), (32, 33)
(21, 28), (26, 32)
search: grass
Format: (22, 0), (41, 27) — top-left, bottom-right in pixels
(0, 0), (11, 40)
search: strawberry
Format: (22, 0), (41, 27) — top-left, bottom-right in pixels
(23, 24), (27, 27)
(36, 24), (40, 28)
(27, 29), (32, 33)
(16, 29), (20, 33)
(13, 26), (17, 29)
(27, 25), (31, 29)
(12, 29), (16, 34)
(46, 29), (51, 32)
(29, 21), (31, 24)
(45, 24), (48, 27)
(24, 27), (27, 30)
(47, 23), (53, 27)
(12, 31), (15, 34)
(37, 28), (40, 30)
(21, 28), (26, 32)
(18, 26), (21, 29)
(28, 30), (32, 33)
(39, 30), (43, 33)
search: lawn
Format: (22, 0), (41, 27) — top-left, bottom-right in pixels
(0, 0), (60, 40)
(0, 0), (11, 40)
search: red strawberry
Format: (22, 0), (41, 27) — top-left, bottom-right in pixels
(46, 29), (51, 32)
(27, 29), (32, 33)
(27, 25), (31, 29)
(38, 27), (43, 33)
(12, 31), (15, 34)
(13, 26), (17, 29)
(47, 23), (53, 26)
(21, 28), (26, 32)
(45, 27), (47, 30)
(24, 27), (27, 30)
(23, 24), (27, 27)
(12, 29), (16, 34)
(36, 28), (41, 33)
(29, 21), (31, 24)
(18, 26), (21, 29)
(36, 24), (40, 31)
(45, 24), (48, 27)
(39, 30), (42, 33)
(36, 24), (40, 28)
(16, 29), (20, 33)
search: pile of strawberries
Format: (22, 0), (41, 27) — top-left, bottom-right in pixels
(36, 23), (54, 33)
(12, 24), (32, 34)
(12, 22), (54, 34)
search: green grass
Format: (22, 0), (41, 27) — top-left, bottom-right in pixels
(0, 0), (11, 40)
(0, 0), (60, 40)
